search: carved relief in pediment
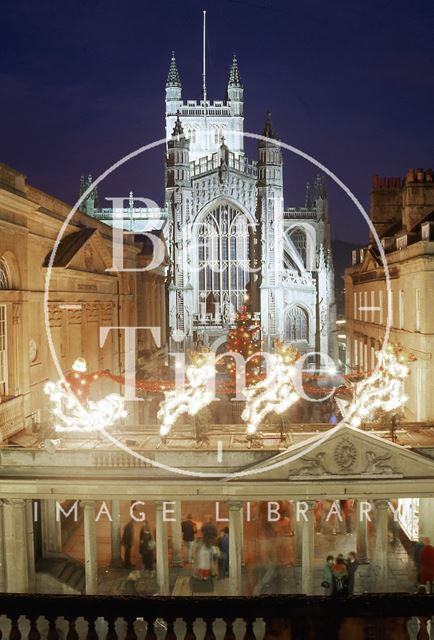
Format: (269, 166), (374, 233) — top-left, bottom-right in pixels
(289, 436), (401, 479)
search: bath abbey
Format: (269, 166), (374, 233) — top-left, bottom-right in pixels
(87, 52), (337, 356)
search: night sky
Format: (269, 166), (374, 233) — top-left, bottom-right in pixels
(1, 0), (433, 243)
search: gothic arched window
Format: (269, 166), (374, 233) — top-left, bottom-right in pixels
(286, 306), (309, 341)
(198, 204), (250, 316)
(289, 228), (307, 268)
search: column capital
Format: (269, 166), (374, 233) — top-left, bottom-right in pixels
(227, 500), (243, 511)
(374, 499), (389, 510)
(80, 500), (96, 510)
(305, 500), (317, 511)
(5, 498), (27, 509)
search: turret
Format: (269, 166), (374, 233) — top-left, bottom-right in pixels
(165, 52), (182, 115)
(314, 174), (328, 220)
(166, 113), (190, 188)
(79, 174), (98, 214)
(226, 54), (243, 116)
(257, 112), (282, 188)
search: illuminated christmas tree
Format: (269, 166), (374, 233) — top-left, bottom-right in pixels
(225, 305), (262, 387)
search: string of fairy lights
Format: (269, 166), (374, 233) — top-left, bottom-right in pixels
(44, 341), (413, 439)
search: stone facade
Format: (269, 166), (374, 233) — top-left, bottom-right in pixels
(0, 163), (166, 442)
(88, 53), (337, 357)
(344, 168), (434, 421)
(163, 54), (336, 355)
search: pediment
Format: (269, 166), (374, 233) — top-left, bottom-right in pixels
(233, 424), (434, 482)
(44, 228), (114, 274)
(359, 246), (381, 272)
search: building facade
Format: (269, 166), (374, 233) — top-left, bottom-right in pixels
(344, 168), (434, 421)
(0, 163), (166, 443)
(89, 53), (337, 358)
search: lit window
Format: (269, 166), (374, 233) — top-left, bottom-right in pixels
(399, 289), (404, 329)
(415, 289), (421, 331)
(353, 292), (357, 320)
(198, 204), (250, 316)
(289, 228), (307, 268)
(286, 306), (308, 341)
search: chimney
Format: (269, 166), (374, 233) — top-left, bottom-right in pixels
(416, 168), (425, 182)
(407, 168), (415, 183)
(402, 167), (434, 231)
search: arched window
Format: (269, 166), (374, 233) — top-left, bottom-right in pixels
(289, 228), (307, 268)
(0, 257), (11, 290)
(197, 204), (250, 316)
(286, 306), (309, 341)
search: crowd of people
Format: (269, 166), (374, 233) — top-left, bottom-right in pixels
(321, 552), (359, 596)
(120, 512), (230, 580)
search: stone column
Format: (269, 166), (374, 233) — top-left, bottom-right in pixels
(0, 501), (6, 591)
(80, 500), (98, 595)
(150, 275), (157, 352)
(110, 500), (122, 567)
(228, 500), (243, 596)
(374, 499), (389, 591)
(171, 501), (183, 566)
(294, 504), (303, 566)
(3, 499), (29, 592)
(41, 499), (62, 556)
(301, 501), (316, 595)
(356, 500), (369, 563)
(144, 274), (153, 350)
(155, 502), (170, 595)
(160, 280), (167, 347)
(26, 501), (36, 592)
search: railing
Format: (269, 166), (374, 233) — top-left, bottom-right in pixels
(191, 154), (257, 178)
(0, 593), (433, 640)
(283, 208), (317, 219)
(0, 395), (24, 442)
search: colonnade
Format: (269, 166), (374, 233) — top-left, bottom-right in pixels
(0, 497), (431, 595)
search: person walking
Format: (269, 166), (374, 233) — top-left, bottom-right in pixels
(139, 520), (155, 577)
(218, 527), (229, 579)
(121, 517), (135, 569)
(413, 537), (425, 583)
(181, 513), (197, 564)
(321, 555), (334, 595)
(201, 515), (217, 546)
(346, 551), (359, 594)
(420, 537), (434, 593)
(331, 556), (348, 596)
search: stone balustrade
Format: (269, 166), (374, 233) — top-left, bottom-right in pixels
(0, 592), (432, 640)
(0, 395), (24, 442)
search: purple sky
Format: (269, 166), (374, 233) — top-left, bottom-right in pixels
(1, 0), (433, 243)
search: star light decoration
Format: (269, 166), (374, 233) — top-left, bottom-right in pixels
(44, 358), (127, 433)
(158, 351), (216, 437)
(241, 342), (300, 435)
(342, 343), (412, 428)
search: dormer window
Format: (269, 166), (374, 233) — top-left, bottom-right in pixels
(421, 222), (433, 241)
(396, 235), (408, 250)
